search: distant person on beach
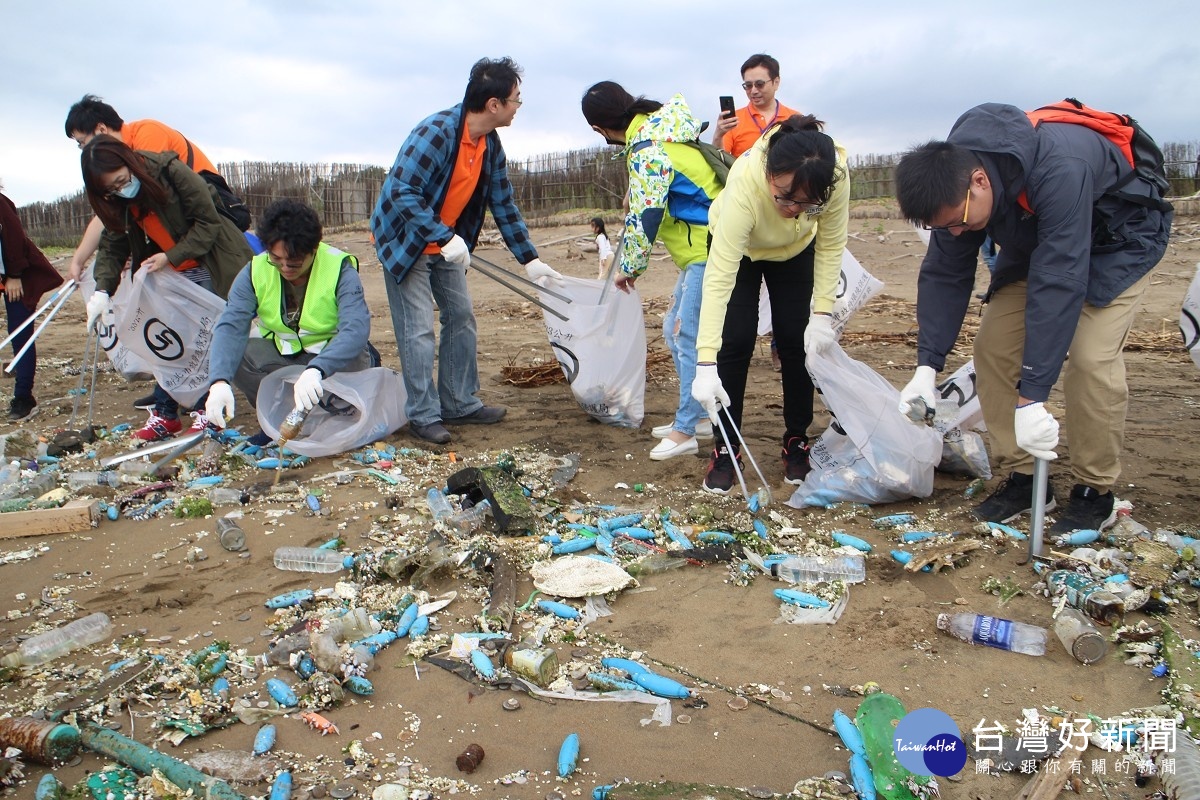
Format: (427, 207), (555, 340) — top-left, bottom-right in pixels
(582, 81), (722, 462)
(0, 185), (65, 421)
(894, 101), (1173, 534)
(371, 56), (563, 446)
(205, 199), (375, 441)
(80, 135), (252, 441)
(591, 216), (613, 279)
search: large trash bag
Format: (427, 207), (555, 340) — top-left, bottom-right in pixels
(79, 264), (154, 382)
(758, 248), (883, 337)
(1180, 261), (1200, 370)
(113, 267), (225, 407)
(788, 344), (942, 508)
(931, 359), (991, 479)
(540, 276), (645, 428)
(257, 364), (408, 457)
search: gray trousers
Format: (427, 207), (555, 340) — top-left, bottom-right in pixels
(234, 338), (374, 408)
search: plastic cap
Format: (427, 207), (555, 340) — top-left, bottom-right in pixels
(935, 613), (950, 631)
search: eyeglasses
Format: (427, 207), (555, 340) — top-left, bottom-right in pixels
(772, 195), (825, 214)
(742, 79), (772, 91)
(103, 171), (132, 198)
(266, 251), (312, 269)
(922, 187), (972, 231)
(505, 95), (523, 106)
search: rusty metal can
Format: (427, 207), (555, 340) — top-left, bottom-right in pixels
(0, 716), (81, 764)
(455, 743), (484, 773)
(503, 646), (559, 687)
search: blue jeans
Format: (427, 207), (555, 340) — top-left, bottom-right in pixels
(383, 254), (481, 426)
(5, 296), (35, 399)
(663, 262), (706, 436)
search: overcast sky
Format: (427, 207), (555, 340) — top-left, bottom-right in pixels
(3, 0), (1196, 207)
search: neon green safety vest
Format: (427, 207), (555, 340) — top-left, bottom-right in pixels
(252, 242), (358, 355)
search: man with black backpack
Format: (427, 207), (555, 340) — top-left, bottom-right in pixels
(894, 101), (1173, 534)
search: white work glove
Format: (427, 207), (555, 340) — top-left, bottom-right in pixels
(803, 314), (837, 357)
(86, 290), (111, 331)
(1014, 402), (1059, 460)
(205, 382), (236, 427)
(691, 364), (731, 424)
(440, 234), (471, 268)
(525, 258), (565, 288)
(293, 368), (324, 412)
(898, 365), (938, 423)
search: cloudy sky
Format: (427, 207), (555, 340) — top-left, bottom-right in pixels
(3, 0), (1196, 207)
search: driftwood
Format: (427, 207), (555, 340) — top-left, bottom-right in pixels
(904, 538), (982, 573)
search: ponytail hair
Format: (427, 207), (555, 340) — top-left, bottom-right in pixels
(765, 114), (843, 206)
(581, 81), (663, 133)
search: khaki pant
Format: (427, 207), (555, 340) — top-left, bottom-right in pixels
(974, 274), (1149, 490)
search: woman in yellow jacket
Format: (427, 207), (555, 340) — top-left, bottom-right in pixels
(691, 114), (850, 494)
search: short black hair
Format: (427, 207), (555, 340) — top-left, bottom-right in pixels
(65, 94), (124, 138)
(741, 54), (780, 80)
(463, 57), (522, 113)
(894, 141), (981, 224)
(256, 199), (322, 256)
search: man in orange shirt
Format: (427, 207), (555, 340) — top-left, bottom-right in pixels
(64, 95), (241, 284)
(710, 54), (800, 157)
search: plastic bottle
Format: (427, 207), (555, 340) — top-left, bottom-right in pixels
(216, 516), (246, 552)
(426, 487), (455, 521)
(258, 632), (309, 668)
(446, 500), (491, 533)
(1, 612), (114, 668)
(207, 487), (247, 506)
(1042, 569), (1125, 625)
(1053, 607), (1108, 664)
(1154, 529), (1198, 551)
(0, 471), (56, 502)
(278, 406), (310, 443)
(1109, 510), (1150, 540)
(66, 471), (121, 491)
(935, 612), (1047, 655)
(771, 553), (866, 585)
(0, 460), (21, 490)
(272, 546), (350, 573)
(323, 608), (378, 642)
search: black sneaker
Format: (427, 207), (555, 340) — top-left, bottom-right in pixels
(703, 444), (741, 495)
(132, 392), (158, 411)
(783, 436), (811, 485)
(1049, 484), (1117, 534)
(8, 396), (37, 421)
(971, 471), (1056, 523)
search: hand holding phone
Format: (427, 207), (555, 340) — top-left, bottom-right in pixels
(719, 96), (736, 119)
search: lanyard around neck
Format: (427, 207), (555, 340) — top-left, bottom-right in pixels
(751, 101), (780, 135)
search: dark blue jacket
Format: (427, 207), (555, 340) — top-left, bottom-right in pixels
(917, 103), (1172, 401)
(370, 104), (538, 283)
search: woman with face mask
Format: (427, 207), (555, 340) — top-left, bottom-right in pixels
(80, 134), (253, 441)
(690, 114), (850, 494)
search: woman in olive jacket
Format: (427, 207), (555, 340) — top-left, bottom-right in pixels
(80, 134), (252, 440)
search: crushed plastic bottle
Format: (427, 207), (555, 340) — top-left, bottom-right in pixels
(1, 612), (114, 668)
(65, 471), (121, 490)
(272, 546), (350, 573)
(446, 500), (491, 533)
(771, 553), (866, 584)
(426, 487), (455, 521)
(935, 612), (1047, 656)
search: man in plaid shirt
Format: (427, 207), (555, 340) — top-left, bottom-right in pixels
(371, 56), (563, 445)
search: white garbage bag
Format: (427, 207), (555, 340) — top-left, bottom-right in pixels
(79, 263), (154, 381)
(257, 364), (408, 457)
(540, 276), (645, 428)
(758, 249), (882, 338)
(1180, 261), (1200, 369)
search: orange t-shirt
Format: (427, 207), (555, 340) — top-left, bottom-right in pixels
(132, 207), (200, 271)
(425, 125), (488, 255)
(721, 101), (801, 158)
(124, 119), (218, 174)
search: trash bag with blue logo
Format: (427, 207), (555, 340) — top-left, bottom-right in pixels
(256, 364), (408, 457)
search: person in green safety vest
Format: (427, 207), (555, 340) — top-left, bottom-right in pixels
(204, 199), (377, 440)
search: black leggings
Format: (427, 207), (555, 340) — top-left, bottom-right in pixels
(715, 242), (816, 448)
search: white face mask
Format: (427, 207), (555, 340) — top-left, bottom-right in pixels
(115, 175), (141, 199)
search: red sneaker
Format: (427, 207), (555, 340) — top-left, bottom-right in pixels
(132, 413), (183, 442)
(187, 412), (211, 434)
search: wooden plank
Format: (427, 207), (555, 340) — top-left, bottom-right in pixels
(0, 499), (98, 540)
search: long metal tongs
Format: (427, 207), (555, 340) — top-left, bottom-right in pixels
(470, 255), (572, 321)
(710, 404), (773, 510)
(2, 280), (78, 372)
(66, 330), (100, 434)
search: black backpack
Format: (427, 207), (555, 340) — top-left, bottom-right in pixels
(183, 139), (252, 231)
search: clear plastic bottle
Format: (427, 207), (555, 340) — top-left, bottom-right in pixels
(1, 612), (114, 668)
(272, 546), (349, 573)
(772, 553), (866, 584)
(0, 460), (21, 490)
(208, 487), (247, 506)
(322, 608), (378, 642)
(935, 612), (1047, 656)
(426, 487), (454, 521)
(66, 471), (121, 491)
(258, 632), (309, 668)
(216, 517), (246, 552)
(1154, 529), (1198, 551)
(446, 500), (491, 533)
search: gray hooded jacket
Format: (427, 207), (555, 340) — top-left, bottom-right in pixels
(916, 103), (1172, 401)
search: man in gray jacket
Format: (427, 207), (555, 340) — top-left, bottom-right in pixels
(894, 102), (1172, 533)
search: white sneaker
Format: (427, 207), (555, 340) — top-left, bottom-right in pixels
(649, 436), (699, 461)
(651, 421), (712, 439)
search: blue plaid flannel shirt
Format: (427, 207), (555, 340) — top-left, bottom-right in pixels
(370, 103), (537, 282)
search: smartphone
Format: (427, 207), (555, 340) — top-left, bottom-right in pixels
(719, 96), (736, 119)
